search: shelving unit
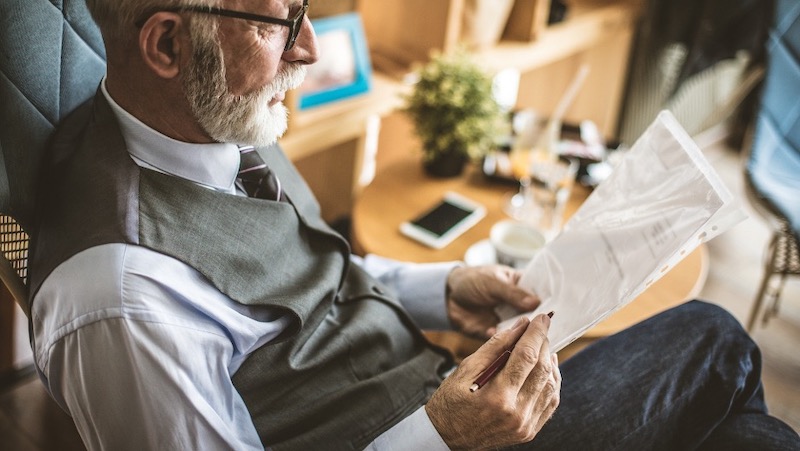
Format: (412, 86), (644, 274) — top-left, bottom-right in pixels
(359, 0), (551, 67)
(282, 0), (641, 221)
(282, 73), (408, 161)
(482, 2), (637, 137)
(471, 4), (633, 75)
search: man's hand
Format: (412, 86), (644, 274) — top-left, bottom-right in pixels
(446, 265), (539, 338)
(426, 314), (561, 449)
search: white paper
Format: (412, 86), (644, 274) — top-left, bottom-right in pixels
(496, 111), (747, 351)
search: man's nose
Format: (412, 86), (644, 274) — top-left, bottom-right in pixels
(283, 16), (319, 65)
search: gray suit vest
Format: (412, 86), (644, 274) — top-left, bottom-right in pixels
(30, 94), (453, 450)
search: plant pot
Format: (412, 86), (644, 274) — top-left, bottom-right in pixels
(424, 150), (468, 178)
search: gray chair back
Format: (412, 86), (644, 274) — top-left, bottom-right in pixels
(0, 0), (106, 313)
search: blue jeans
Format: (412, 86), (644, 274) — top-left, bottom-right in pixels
(518, 300), (800, 450)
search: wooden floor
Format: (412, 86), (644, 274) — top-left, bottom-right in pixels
(0, 141), (797, 450)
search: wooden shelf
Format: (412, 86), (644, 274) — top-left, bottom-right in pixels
(478, 3), (638, 137)
(284, 2), (639, 161)
(282, 72), (409, 161)
(474, 4), (636, 74)
(359, 0), (464, 68)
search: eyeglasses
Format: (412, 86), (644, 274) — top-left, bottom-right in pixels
(135, 0), (309, 52)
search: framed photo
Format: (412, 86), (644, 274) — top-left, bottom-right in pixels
(296, 12), (372, 110)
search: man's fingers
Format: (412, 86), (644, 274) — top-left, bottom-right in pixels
(501, 313), (551, 389)
(517, 324), (553, 404)
(551, 353), (561, 388)
(447, 299), (499, 338)
(461, 314), (500, 339)
(498, 285), (540, 313)
(484, 269), (540, 312)
(533, 354), (561, 432)
(463, 316), (530, 375)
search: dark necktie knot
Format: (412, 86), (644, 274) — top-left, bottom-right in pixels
(238, 146), (283, 201)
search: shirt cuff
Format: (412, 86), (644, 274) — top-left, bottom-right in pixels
(359, 254), (461, 330)
(366, 406), (450, 451)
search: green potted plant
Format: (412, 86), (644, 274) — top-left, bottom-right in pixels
(403, 50), (504, 177)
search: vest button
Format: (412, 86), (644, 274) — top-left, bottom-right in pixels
(372, 285), (385, 295)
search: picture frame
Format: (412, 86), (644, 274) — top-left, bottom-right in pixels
(296, 12), (372, 110)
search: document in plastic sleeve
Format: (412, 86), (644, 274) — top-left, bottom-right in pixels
(496, 111), (747, 352)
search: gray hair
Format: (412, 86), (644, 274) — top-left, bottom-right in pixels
(86, 0), (218, 42)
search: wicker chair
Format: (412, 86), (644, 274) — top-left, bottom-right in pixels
(744, 165), (800, 330)
(0, 215), (30, 316)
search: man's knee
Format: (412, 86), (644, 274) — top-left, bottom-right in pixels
(678, 300), (745, 335)
(675, 300), (760, 367)
(652, 300), (757, 357)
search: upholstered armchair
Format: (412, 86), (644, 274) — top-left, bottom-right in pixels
(0, 0), (106, 315)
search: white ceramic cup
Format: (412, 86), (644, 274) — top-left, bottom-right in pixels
(489, 220), (546, 269)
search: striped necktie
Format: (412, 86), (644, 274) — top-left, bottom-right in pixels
(237, 145), (283, 201)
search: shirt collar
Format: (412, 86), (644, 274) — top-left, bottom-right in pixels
(101, 78), (240, 193)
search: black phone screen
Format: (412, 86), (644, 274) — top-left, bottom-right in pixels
(411, 201), (474, 237)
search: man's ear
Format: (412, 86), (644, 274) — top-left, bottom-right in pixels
(138, 12), (187, 79)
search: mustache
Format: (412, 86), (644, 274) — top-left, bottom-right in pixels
(238, 63), (307, 102)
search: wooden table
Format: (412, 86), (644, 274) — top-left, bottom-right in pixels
(352, 156), (709, 342)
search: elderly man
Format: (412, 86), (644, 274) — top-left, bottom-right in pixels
(28, 0), (799, 450)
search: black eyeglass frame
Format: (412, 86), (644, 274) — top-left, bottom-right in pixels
(135, 0), (309, 52)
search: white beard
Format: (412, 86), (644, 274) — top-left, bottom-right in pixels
(183, 35), (306, 147)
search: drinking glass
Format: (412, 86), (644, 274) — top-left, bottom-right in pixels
(504, 151), (578, 240)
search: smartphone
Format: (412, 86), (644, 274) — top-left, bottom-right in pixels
(400, 192), (486, 249)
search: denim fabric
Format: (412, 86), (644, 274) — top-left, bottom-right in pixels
(513, 301), (800, 450)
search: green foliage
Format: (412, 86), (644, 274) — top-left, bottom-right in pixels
(403, 51), (504, 162)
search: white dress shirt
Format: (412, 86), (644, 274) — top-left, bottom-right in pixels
(30, 80), (454, 450)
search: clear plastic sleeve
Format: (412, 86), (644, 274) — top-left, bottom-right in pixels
(497, 111), (748, 351)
